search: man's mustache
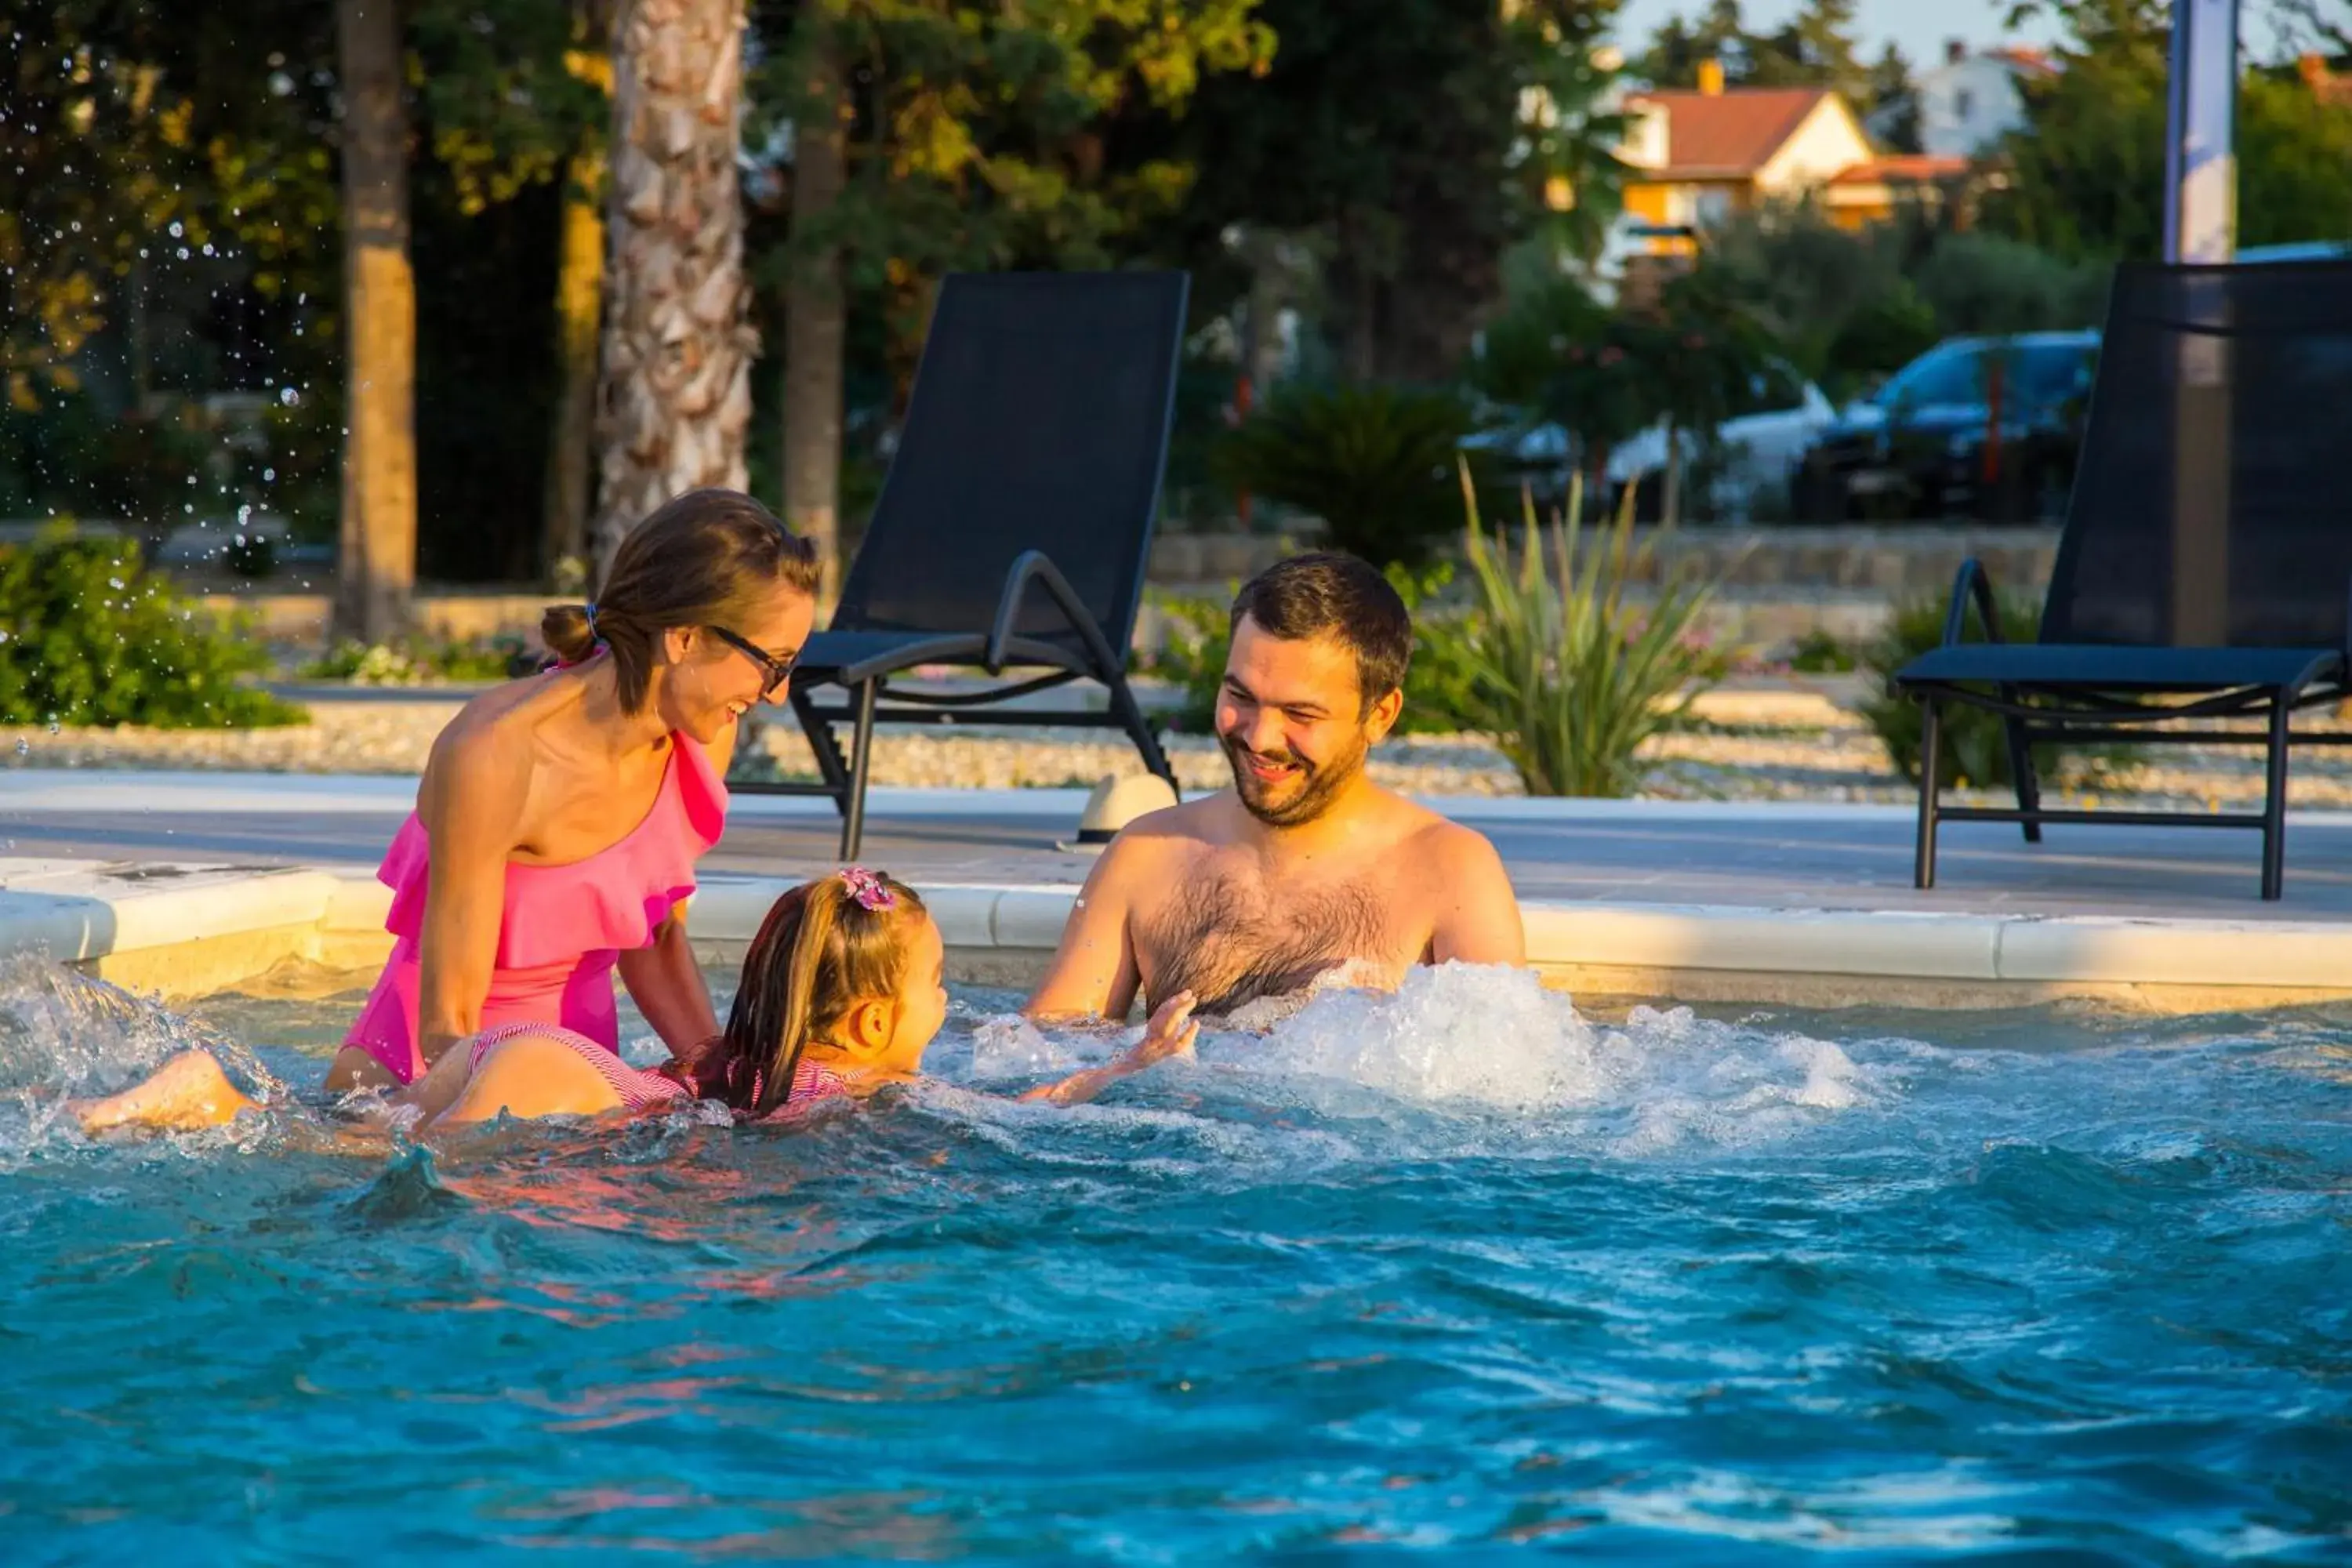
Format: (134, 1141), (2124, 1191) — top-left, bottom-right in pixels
(1219, 733), (1312, 771)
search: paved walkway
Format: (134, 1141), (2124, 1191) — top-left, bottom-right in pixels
(5, 771), (2347, 920)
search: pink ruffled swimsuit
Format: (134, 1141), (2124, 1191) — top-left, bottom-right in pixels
(343, 736), (728, 1084)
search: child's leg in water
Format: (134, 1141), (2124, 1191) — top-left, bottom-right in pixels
(73, 1050), (261, 1133)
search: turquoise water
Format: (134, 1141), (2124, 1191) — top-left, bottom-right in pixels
(2, 959), (2350, 1563)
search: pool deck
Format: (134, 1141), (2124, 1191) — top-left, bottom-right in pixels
(9, 771), (2352, 1011)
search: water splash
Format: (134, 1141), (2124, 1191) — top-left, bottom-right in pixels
(0, 958), (283, 1163)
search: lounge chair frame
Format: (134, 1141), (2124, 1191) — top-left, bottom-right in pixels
(740, 271), (1190, 860)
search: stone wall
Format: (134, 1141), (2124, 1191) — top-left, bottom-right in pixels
(198, 526), (2062, 655)
(1145, 525), (2059, 599)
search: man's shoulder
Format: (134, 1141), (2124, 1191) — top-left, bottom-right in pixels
(1389, 797), (1504, 876)
(1112, 790), (1229, 846)
(1092, 792), (1226, 876)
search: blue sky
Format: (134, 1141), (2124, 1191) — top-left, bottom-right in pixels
(1607, 0), (2292, 71)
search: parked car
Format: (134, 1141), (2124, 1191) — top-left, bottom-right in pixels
(1459, 415), (1577, 510)
(1464, 361), (1836, 522)
(1606, 360), (1838, 521)
(1791, 331), (2100, 524)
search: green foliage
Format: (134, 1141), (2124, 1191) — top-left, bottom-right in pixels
(1633, 0), (1901, 118)
(0, 533), (303, 728)
(299, 634), (531, 687)
(1478, 270), (1777, 510)
(1696, 204), (2104, 402)
(1213, 383), (1493, 568)
(1453, 474), (1732, 797)
(1987, 0), (2352, 261)
(1126, 0), (1624, 382)
(1479, 278), (1658, 460)
(1145, 563), (1480, 737)
(2, 2), (343, 407)
(1859, 592), (2139, 789)
(760, 0), (1273, 291)
(1785, 626), (1859, 674)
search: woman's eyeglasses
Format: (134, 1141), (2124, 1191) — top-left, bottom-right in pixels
(706, 625), (797, 699)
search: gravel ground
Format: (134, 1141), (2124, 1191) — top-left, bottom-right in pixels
(12, 687), (2352, 812)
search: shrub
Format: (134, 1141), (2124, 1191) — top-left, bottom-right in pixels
(1859, 592), (2138, 789)
(1144, 564), (1482, 738)
(299, 633), (532, 686)
(1211, 383), (1493, 568)
(0, 532), (304, 728)
(1786, 626), (1859, 674)
(1910, 232), (2108, 337)
(1453, 470), (1732, 797)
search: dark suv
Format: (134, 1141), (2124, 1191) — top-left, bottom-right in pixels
(1792, 332), (2100, 523)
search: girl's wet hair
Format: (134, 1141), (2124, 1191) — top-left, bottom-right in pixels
(541, 488), (820, 713)
(678, 871), (927, 1117)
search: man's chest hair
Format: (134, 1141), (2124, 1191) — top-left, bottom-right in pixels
(1138, 859), (1389, 1015)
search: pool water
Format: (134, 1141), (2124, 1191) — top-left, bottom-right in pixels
(2, 957), (2349, 1563)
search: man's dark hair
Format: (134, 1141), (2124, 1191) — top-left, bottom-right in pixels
(1229, 551), (1413, 714)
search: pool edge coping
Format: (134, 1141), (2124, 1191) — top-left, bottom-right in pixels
(7, 856), (2352, 1011)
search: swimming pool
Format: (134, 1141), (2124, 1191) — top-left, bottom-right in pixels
(2, 958), (2348, 1561)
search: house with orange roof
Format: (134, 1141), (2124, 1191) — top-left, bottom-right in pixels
(2299, 51), (2352, 107)
(1610, 61), (1959, 256)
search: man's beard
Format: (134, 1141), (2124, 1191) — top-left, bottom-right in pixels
(1218, 728), (1370, 828)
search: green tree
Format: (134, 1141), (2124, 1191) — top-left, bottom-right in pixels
(754, 0), (1275, 588)
(1632, 0), (1748, 89)
(1747, 0), (1871, 102)
(410, 0), (612, 579)
(0, 4), (340, 412)
(1988, 0), (2352, 260)
(1139, 0), (1624, 384)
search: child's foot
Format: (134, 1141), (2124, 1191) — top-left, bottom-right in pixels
(74, 1050), (260, 1134)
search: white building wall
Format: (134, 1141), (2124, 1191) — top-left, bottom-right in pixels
(1915, 57), (2029, 158)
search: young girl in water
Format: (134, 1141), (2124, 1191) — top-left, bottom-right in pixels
(74, 869), (1199, 1136)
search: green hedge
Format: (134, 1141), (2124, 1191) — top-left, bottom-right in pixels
(0, 532), (304, 728)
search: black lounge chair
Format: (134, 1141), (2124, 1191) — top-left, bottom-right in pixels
(1896, 259), (2352, 900)
(744, 270), (1190, 859)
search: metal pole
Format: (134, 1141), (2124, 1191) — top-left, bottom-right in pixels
(2163, 0), (2241, 264)
(2164, 0), (2239, 647)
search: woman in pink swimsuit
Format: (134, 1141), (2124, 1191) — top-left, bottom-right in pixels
(324, 486), (818, 1093)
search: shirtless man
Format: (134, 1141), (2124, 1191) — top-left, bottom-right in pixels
(1029, 552), (1525, 1022)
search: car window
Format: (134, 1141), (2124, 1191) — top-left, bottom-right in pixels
(1878, 343), (1984, 407)
(2010, 342), (2095, 404)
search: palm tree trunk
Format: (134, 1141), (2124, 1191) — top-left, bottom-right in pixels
(543, 0), (614, 587)
(334, 0), (417, 643)
(591, 0), (755, 580)
(780, 12), (848, 607)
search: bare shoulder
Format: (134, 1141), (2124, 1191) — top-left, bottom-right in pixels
(420, 683), (550, 823)
(1375, 791), (1501, 876)
(1409, 811), (1507, 879)
(1399, 807), (1523, 964)
(1097, 794), (1224, 874)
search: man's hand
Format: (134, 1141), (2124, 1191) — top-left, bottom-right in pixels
(1023, 989), (1198, 1107)
(1122, 989), (1200, 1069)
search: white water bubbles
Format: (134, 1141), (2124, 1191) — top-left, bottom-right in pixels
(1229, 964), (1884, 1156)
(0, 956), (281, 1163)
(1246, 961), (1603, 1114)
(955, 965), (1893, 1166)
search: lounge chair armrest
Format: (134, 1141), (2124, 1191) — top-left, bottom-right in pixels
(1943, 557), (2005, 648)
(984, 550), (1124, 678)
